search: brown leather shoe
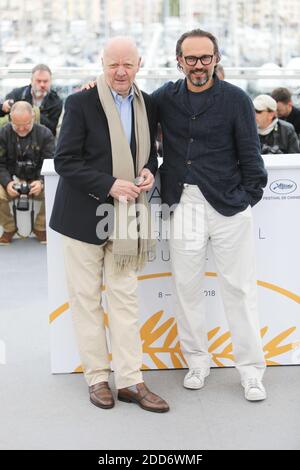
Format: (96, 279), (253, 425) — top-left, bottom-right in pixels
(118, 383), (169, 413)
(33, 229), (47, 244)
(89, 382), (115, 409)
(0, 230), (17, 245)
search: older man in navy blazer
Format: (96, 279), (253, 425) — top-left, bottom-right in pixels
(50, 37), (169, 413)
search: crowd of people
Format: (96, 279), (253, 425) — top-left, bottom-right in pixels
(0, 29), (300, 413)
(0, 58), (299, 246)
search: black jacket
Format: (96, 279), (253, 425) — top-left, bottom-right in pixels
(49, 87), (158, 245)
(286, 106), (300, 137)
(259, 119), (300, 154)
(1, 84), (63, 136)
(152, 76), (268, 216)
(0, 123), (55, 188)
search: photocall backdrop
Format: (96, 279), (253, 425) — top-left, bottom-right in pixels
(42, 156), (300, 373)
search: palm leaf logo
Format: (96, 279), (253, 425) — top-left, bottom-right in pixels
(74, 313), (298, 372)
(138, 311), (298, 369)
(140, 310), (187, 369)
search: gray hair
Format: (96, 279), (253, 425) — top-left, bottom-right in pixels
(31, 63), (52, 76)
(10, 101), (35, 117)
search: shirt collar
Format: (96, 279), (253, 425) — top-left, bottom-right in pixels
(111, 87), (134, 104)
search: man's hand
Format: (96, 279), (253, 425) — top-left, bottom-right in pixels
(6, 181), (19, 198)
(29, 180), (43, 197)
(138, 168), (155, 192)
(1, 99), (13, 113)
(81, 80), (96, 91)
(109, 179), (141, 202)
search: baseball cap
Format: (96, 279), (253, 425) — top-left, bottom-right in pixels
(253, 94), (277, 112)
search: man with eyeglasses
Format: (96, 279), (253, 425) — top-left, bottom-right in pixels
(152, 29), (268, 401)
(0, 101), (54, 244)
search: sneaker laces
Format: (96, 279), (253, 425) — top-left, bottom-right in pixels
(245, 378), (263, 390)
(187, 368), (207, 379)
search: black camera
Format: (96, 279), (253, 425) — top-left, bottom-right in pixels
(261, 144), (283, 155)
(0, 98), (14, 110)
(12, 181), (31, 211)
(15, 159), (37, 180)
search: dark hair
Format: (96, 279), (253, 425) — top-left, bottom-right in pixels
(31, 64), (52, 76)
(176, 29), (221, 68)
(215, 63), (225, 79)
(271, 87), (292, 104)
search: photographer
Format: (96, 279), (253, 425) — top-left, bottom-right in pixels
(0, 64), (62, 136)
(253, 94), (300, 155)
(0, 101), (55, 245)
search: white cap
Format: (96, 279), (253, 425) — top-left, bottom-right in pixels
(253, 94), (277, 112)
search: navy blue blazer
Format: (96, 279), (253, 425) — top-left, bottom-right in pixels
(50, 87), (158, 244)
(152, 76), (268, 216)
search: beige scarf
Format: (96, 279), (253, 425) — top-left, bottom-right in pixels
(97, 74), (155, 272)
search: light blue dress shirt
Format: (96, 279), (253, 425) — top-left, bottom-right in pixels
(111, 88), (134, 145)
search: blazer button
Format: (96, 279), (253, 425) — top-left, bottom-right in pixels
(187, 160), (192, 165)
(190, 138), (194, 143)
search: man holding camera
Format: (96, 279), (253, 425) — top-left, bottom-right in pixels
(0, 101), (55, 245)
(0, 64), (62, 137)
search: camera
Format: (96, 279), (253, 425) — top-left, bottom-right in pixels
(12, 181), (31, 211)
(0, 98), (14, 110)
(261, 144), (283, 155)
(15, 159), (37, 180)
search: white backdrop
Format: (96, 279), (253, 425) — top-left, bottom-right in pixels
(43, 155), (300, 374)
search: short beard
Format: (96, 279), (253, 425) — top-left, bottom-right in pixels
(187, 69), (210, 88)
(32, 88), (47, 99)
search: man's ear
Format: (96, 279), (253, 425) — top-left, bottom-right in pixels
(177, 57), (183, 72)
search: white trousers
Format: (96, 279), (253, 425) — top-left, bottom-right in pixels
(169, 185), (266, 382)
(62, 235), (143, 389)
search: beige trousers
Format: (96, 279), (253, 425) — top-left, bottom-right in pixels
(62, 235), (144, 389)
(0, 184), (45, 232)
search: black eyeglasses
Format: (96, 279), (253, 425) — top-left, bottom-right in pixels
(184, 55), (214, 66)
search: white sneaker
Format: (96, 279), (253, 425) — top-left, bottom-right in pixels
(242, 378), (267, 401)
(184, 368), (210, 390)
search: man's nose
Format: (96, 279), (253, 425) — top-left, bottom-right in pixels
(116, 66), (126, 75)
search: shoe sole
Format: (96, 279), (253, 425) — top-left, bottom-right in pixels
(90, 397), (115, 409)
(118, 395), (169, 413)
(245, 393), (267, 402)
(183, 383), (205, 390)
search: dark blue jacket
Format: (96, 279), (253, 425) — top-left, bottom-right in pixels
(50, 87), (158, 245)
(152, 76), (268, 216)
